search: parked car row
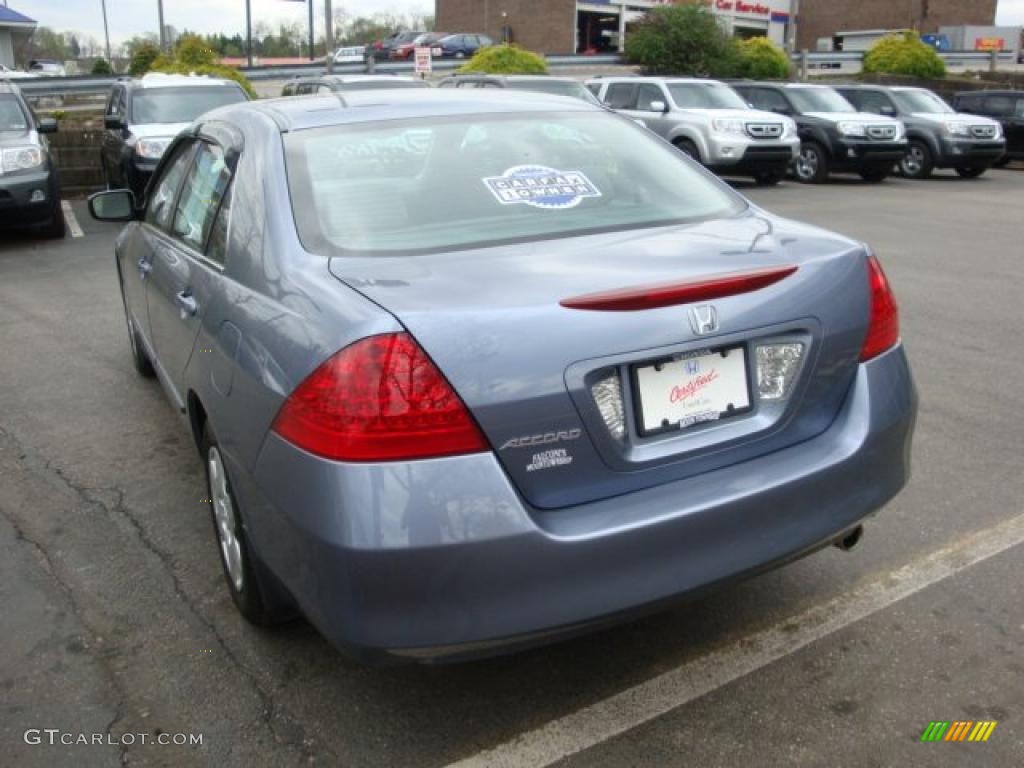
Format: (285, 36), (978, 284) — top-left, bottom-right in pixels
(363, 30), (495, 60)
(586, 77), (1016, 185)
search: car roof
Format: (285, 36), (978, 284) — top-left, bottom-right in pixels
(953, 89), (1021, 96)
(235, 89), (602, 132)
(127, 72), (240, 89)
(315, 74), (420, 84)
(449, 75), (579, 83)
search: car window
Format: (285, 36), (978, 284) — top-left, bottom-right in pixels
(285, 112), (745, 256)
(171, 142), (232, 254)
(480, 36), (494, 46)
(982, 95), (1013, 116)
(106, 87), (121, 116)
(282, 83), (296, 96)
(636, 84), (666, 112)
(956, 94), (981, 111)
(297, 83), (315, 95)
(853, 90), (896, 115)
(586, 83), (601, 97)
(205, 183), (233, 266)
(130, 86), (247, 124)
(745, 88), (789, 113)
(146, 142), (195, 229)
(1016, 98), (1024, 118)
(668, 83), (749, 109)
(0, 95), (29, 132)
(605, 83), (637, 110)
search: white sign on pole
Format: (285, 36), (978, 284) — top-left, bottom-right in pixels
(414, 46), (433, 76)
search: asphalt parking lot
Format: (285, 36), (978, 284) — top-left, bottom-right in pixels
(1, 168), (1022, 768)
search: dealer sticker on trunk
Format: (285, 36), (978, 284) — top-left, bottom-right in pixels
(483, 165), (601, 210)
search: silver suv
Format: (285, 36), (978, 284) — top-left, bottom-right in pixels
(587, 76), (800, 185)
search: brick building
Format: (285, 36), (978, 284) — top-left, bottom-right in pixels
(797, 0), (998, 50)
(434, 0), (997, 55)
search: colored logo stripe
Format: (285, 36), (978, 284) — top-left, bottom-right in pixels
(920, 721), (996, 742)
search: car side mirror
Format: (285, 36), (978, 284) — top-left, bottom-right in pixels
(88, 189), (138, 222)
(649, 100), (668, 113)
(37, 117), (58, 134)
(104, 115), (125, 130)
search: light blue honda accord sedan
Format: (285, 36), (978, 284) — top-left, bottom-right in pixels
(88, 89), (916, 662)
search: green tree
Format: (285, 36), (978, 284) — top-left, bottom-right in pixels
(91, 57), (113, 75)
(863, 32), (946, 78)
(458, 44), (547, 74)
(736, 37), (790, 79)
(148, 35), (256, 98)
(174, 34), (218, 67)
(624, 5), (739, 77)
(129, 41), (161, 76)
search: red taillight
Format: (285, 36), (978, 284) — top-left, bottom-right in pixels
(860, 255), (900, 361)
(559, 265), (798, 312)
(271, 333), (488, 462)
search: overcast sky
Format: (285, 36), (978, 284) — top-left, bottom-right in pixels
(6, 0), (1024, 46)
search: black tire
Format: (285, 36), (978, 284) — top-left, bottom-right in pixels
(859, 168), (889, 183)
(40, 201), (66, 239)
(899, 140), (934, 180)
(673, 138), (701, 163)
(119, 281), (155, 378)
(202, 423), (295, 627)
(794, 141), (829, 184)
(955, 166), (987, 179)
(753, 170), (784, 186)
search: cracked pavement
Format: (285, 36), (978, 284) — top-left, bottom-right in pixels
(2, 171), (1022, 768)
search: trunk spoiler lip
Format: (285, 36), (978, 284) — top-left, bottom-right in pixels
(559, 264), (799, 312)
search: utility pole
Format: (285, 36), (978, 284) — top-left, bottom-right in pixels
(325, 0), (334, 73)
(245, 0), (253, 68)
(157, 0), (166, 51)
(308, 0), (315, 61)
(100, 0), (112, 62)
(786, 0), (800, 54)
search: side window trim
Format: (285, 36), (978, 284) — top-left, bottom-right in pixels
(169, 138), (235, 271)
(144, 140), (198, 234)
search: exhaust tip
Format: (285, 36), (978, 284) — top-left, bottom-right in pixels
(834, 525), (864, 552)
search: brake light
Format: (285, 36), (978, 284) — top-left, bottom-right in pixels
(271, 333), (488, 462)
(859, 255), (900, 361)
(560, 265), (798, 311)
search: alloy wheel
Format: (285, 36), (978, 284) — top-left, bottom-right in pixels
(209, 446), (244, 592)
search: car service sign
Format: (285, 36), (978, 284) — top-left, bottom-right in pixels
(414, 46), (433, 75)
(483, 165), (601, 210)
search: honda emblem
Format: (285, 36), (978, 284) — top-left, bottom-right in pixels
(688, 305), (719, 335)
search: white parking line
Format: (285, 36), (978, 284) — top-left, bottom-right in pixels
(61, 200), (84, 238)
(445, 513), (1024, 768)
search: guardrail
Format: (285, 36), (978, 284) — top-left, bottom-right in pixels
(7, 53), (625, 98)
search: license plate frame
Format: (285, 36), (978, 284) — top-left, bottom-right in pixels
(631, 345), (752, 437)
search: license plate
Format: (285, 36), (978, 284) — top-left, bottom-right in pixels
(633, 347), (750, 435)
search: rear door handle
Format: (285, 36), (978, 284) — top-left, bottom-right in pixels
(137, 258), (152, 278)
(174, 291), (198, 317)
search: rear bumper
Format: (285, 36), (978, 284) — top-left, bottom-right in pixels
(0, 168), (58, 228)
(244, 344), (916, 662)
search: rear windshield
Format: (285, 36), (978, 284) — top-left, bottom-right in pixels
(0, 95), (28, 132)
(130, 86), (247, 124)
(786, 87), (856, 113)
(285, 112), (745, 256)
(668, 83), (748, 110)
(505, 80), (601, 104)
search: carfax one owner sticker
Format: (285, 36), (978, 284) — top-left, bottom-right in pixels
(484, 165), (601, 210)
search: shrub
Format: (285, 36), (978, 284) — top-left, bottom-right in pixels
(129, 41), (160, 76)
(91, 58), (113, 75)
(149, 61), (257, 99)
(174, 34), (218, 68)
(458, 44), (547, 74)
(736, 37), (789, 79)
(624, 4), (738, 77)
(863, 32), (946, 78)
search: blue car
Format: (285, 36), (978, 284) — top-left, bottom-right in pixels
(437, 33), (494, 59)
(88, 90), (917, 663)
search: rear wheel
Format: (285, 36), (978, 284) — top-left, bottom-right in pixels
(859, 168), (889, 183)
(673, 138), (701, 163)
(899, 140), (934, 180)
(794, 142), (829, 183)
(753, 170), (784, 186)
(203, 424), (295, 626)
(955, 166), (987, 179)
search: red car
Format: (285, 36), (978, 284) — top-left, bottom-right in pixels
(391, 32), (448, 60)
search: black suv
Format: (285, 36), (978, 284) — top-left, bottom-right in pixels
(732, 81), (907, 183)
(837, 85), (1004, 179)
(101, 73), (248, 200)
(281, 74), (429, 96)
(0, 81), (63, 238)
(952, 90), (1024, 165)
(437, 74), (601, 104)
